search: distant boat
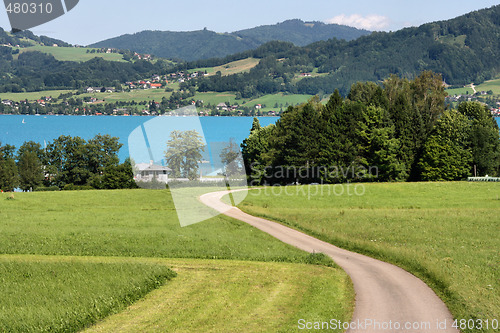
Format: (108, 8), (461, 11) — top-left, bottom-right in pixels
(22, 119), (26, 124)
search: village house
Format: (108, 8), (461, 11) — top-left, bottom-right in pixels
(86, 87), (115, 93)
(217, 103), (228, 111)
(134, 162), (171, 183)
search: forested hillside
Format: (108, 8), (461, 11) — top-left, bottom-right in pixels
(0, 6), (498, 96)
(192, 5), (500, 96)
(234, 19), (369, 46)
(89, 20), (369, 61)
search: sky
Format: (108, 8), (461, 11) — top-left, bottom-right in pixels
(0, 0), (498, 45)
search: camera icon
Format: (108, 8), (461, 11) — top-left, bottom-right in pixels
(4, 0), (79, 32)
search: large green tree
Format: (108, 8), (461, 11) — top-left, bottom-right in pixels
(0, 142), (18, 191)
(86, 134), (123, 175)
(241, 118), (275, 185)
(419, 110), (472, 181)
(164, 130), (205, 180)
(357, 106), (405, 181)
(45, 136), (90, 186)
(17, 151), (44, 191)
(100, 159), (137, 189)
(45, 134), (123, 187)
(457, 101), (500, 176)
(16, 141), (45, 191)
(0, 158), (18, 192)
(220, 138), (244, 178)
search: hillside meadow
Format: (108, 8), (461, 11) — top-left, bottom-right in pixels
(235, 182), (500, 333)
(0, 189), (353, 332)
(17, 46), (127, 62)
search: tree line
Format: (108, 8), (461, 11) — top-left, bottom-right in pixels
(241, 72), (500, 185)
(0, 134), (136, 192)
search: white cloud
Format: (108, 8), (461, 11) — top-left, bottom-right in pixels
(326, 14), (390, 31)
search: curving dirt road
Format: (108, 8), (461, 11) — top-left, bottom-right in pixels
(199, 190), (460, 333)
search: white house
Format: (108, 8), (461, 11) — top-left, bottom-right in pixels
(134, 162), (171, 183)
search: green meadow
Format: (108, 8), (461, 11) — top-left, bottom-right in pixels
(241, 93), (314, 110)
(17, 46), (127, 62)
(236, 182), (500, 333)
(0, 89), (75, 101)
(78, 88), (174, 104)
(446, 78), (500, 96)
(189, 58), (260, 76)
(475, 78), (500, 95)
(0, 189), (353, 332)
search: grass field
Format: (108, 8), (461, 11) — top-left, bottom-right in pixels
(475, 78), (500, 95)
(241, 93), (314, 110)
(0, 189), (353, 332)
(195, 92), (238, 105)
(0, 89), (75, 101)
(446, 78), (500, 96)
(17, 46), (127, 62)
(446, 85), (476, 96)
(78, 89), (174, 104)
(236, 182), (499, 333)
(190, 58), (260, 77)
(0, 255), (175, 332)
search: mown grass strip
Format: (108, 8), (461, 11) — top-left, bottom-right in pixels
(84, 259), (353, 333)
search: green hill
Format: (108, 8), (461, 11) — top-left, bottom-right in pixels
(235, 19), (369, 46)
(0, 27), (70, 47)
(89, 20), (370, 61)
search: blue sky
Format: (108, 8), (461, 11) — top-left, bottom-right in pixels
(0, 0), (498, 45)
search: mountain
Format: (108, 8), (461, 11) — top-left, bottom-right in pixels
(191, 5), (500, 96)
(234, 19), (369, 46)
(88, 20), (370, 61)
(90, 29), (260, 62)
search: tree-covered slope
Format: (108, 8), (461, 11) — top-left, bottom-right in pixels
(90, 29), (260, 62)
(192, 5), (500, 96)
(89, 20), (370, 61)
(233, 19), (369, 46)
(299, 4), (500, 90)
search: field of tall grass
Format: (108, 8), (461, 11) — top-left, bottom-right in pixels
(0, 255), (175, 332)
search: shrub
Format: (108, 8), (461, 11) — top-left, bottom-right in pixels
(34, 186), (60, 192)
(62, 184), (94, 191)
